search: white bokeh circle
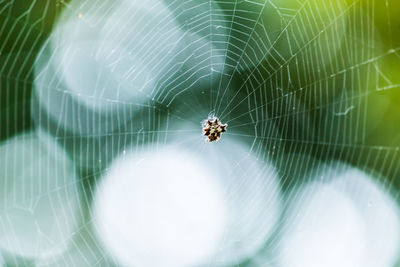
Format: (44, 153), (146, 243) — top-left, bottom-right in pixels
(0, 131), (81, 260)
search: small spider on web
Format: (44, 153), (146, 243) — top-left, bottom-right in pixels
(202, 116), (228, 142)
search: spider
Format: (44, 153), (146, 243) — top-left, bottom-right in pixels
(202, 117), (227, 142)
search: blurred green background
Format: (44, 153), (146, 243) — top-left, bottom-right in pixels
(1, 0), (400, 266)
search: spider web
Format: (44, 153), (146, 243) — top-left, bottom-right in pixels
(0, 0), (400, 266)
